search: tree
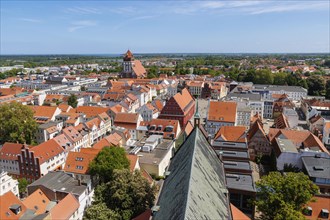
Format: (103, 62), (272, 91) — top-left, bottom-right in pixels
(0, 102), (38, 144)
(67, 94), (78, 108)
(18, 178), (28, 197)
(325, 80), (330, 99)
(307, 75), (325, 96)
(283, 163), (300, 172)
(93, 169), (156, 220)
(273, 72), (287, 85)
(254, 172), (318, 220)
(83, 202), (120, 220)
(89, 147), (130, 183)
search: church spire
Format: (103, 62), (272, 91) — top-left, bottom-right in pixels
(194, 97), (201, 127)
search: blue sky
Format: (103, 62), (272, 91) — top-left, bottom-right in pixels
(1, 1), (329, 54)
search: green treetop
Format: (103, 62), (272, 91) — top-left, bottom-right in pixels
(254, 172), (318, 220)
(89, 147), (130, 183)
(0, 102), (38, 144)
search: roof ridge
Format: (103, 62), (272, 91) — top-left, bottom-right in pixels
(183, 127), (198, 218)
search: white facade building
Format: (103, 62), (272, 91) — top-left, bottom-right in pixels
(0, 170), (19, 197)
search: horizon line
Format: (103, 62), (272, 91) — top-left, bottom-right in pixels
(1, 52), (330, 56)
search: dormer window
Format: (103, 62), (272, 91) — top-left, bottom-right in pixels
(9, 204), (22, 215)
(321, 209), (329, 219)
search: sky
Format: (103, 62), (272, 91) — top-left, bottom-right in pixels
(0, 0), (329, 54)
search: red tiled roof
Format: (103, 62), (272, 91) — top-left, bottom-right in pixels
(140, 118), (181, 139)
(132, 60), (146, 77)
(274, 113), (289, 129)
(85, 118), (101, 129)
(304, 196), (330, 220)
(50, 193), (79, 220)
(0, 191), (27, 220)
(22, 189), (50, 215)
(0, 143), (27, 161)
(132, 209), (152, 220)
(93, 138), (112, 150)
(248, 121), (267, 141)
(115, 113), (139, 125)
(0, 87), (25, 96)
(63, 126), (83, 143)
(28, 106), (59, 122)
(31, 139), (65, 164)
(127, 154), (138, 172)
(214, 126), (246, 142)
(153, 100), (164, 111)
(74, 106), (109, 118)
(184, 121), (194, 136)
(172, 88), (194, 112)
(268, 129), (329, 154)
(58, 103), (71, 112)
(208, 101), (237, 123)
(64, 151), (97, 174)
(230, 204), (250, 220)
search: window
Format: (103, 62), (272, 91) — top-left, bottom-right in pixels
(76, 165), (84, 170)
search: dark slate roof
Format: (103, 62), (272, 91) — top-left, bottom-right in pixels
(225, 173), (256, 193)
(226, 93), (262, 101)
(28, 171), (87, 196)
(153, 127), (231, 220)
(302, 155), (330, 179)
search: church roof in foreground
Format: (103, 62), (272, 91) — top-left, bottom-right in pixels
(153, 127), (231, 220)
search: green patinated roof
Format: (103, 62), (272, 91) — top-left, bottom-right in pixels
(153, 127), (231, 220)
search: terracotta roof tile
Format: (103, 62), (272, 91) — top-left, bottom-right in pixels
(64, 151), (97, 174)
(274, 113), (289, 129)
(208, 101), (237, 123)
(268, 129), (329, 154)
(50, 193), (79, 220)
(62, 126), (83, 143)
(304, 196), (330, 219)
(114, 113), (139, 127)
(214, 126), (246, 142)
(172, 88), (194, 112)
(22, 189), (50, 215)
(248, 121), (266, 141)
(93, 138), (113, 150)
(31, 139), (65, 163)
(0, 143), (27, 161)
(127, 154), (138, 172)
(184, 121), (194, 136)
(153, 100), (164, 111)
(139, 118), (180, 139)
(75, 106), (110, 118)
(230, 204), (250, 220)
(132, 60), (147, 77)
(0, 191), (27, 220)
(0, 87), (25, 96)
(58, 103), (71, 112)
(85, 118), (101, 129)
(132, 209), (152, 220)
(28, 106), (59, 122)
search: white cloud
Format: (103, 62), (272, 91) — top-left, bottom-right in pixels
(110, 6), (137, 15)
(170, 1), (329, 15)
(68, 20), (97, 32)
(19, 18), (42, 23)
(249, 1), (329, 15)
(201, 2), (225, 9)
(65, 7), (101, 14)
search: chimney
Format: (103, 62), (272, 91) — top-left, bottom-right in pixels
(78, 179), (81, 186)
